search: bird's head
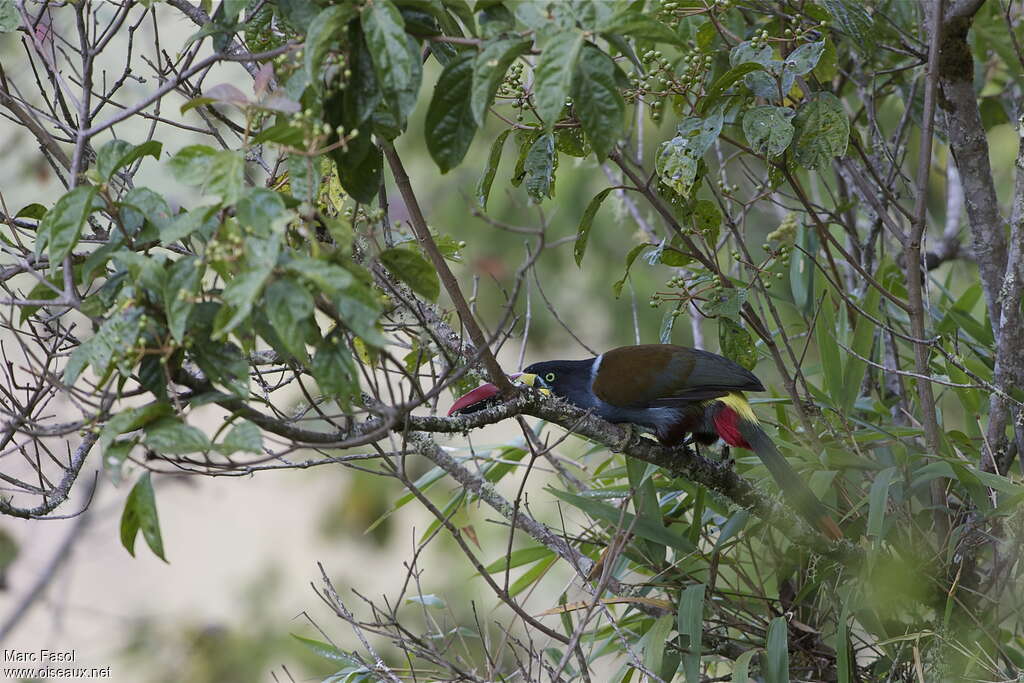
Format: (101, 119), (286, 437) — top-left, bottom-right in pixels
(520, 358), (595, 405)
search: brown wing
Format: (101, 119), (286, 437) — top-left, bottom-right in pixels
(592, 344), (764, 408)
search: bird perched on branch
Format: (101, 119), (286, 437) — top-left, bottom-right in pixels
(449, 344), (842, 540)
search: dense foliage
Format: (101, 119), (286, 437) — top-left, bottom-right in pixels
(2, 0), (1024, 680)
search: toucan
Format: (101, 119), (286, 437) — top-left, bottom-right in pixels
(448, 344), (842, 540)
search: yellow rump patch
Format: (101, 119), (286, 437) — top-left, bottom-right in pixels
(714, 392), (758, 423)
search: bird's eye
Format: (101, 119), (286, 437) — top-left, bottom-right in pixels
(544, 372), (556, 382)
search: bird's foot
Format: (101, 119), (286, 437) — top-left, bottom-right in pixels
(719, 445), (734, 469)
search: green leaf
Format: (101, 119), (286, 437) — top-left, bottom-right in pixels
(471, 37), (531, 126)
(143, 417), (211, 454)
(216, 420), (263, 455)
(597, 10), (680, 44)
(701, 62), (766, 114)
(214, 268), (271, 339)
(290, 634), (352, 663)
(99, 403), (173, 455)
(719, 318), (757, 370)
(704, 288), (747, 321)
(764, 617), (789, 683)
(841, 283), (879, 412)
(656, 112), (723, 196)
(508, 552), (557, 597)
(36, 185), (99, 264)
(547, 488), (696, 554)
(574, 188), (613, 266)
(742, 106), (795, 158)
(534, 32), (584, 129)
(573, 44), (625, 160)
(815, 293), (843, 407)
(96, 140), (162, 181)
(339, 142), (383, 204)
(120, 472), (167, 561)
(380, 247), (440, 301)
(102, 439), (135, 485)
(0, 0), (19, 33)
(867, 466), (897, 540)
(790, 224), (817, 314)
(731, 650), (756, 683)
(265, 278), (315, 360)
(677, 583), (705, 683)
(713, 510), (750, 551)
(406, 594), (446, 608)
(836, 606), (852, 683)
(477, 129), (510, 210)
(642, 615), (674, 677)
(167, 145), (245, 204)
(305, 5), (358, 82)
(820, 0), (875, 52)
(793, 93), (849, 170)
(481, 545), (553, 574)
(312, 333), (360, 408)
(782, 40), (825, 76)
(165, 256), (202, 344)
(16, 203), (47, 219)
(426, 51), (477, 172)
(613, 243), (648, 298)
(363, 0), (421, 128)
(693, 199), (721, 245)
(627, 458), (665, 565)
(524, 133), (555, 202)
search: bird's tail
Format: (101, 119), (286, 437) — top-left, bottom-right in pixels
(738, 420), (843, 541)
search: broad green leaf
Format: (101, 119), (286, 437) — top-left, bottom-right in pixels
(36, 185), (99, 264)
(305, 5), (358, 82)
(656, 112), (723, 196)
(719, 318), (757, 370)
(704, 288), (747, 321)
(793, 93), (849, 170)
(98, 402), (173, 455)
(821, 0), (875, 52)
(782, 40), (825, 76)
(380, 247), (440, 301)
(165, 256), (202, 343)
(120, 472), (167, 561)
(678, 583), (705, 683)
(96, 139), (162, 181)
(471, 37), (531, 126)
(597, 9), (679, 44)
(121, 186), (172, 239)
(868, 466), (897, 540)
(286, 257), (354, 298)
(742, 106), (795, 158)
(547, 488), (696, 554)
(102, 439), (135, 485)
(363, 0), (421, 127)
(215, 420), (262, 455)
(312, 334), (360, 408)
(290, 634), (352, 663)
(236, 187), (289, 237)
(144, 417), (211, 454)
(701, 62), (766, 114)
(214, 268), (272, 339)
(764, 616), (789, 683)
(78, 306), (144, 381)
(815, 293), (843, 407)
(477, 129), (510, 210)
(168, 145), (245, 204)
(574, 188), (613, 266)
(534, 32), (584, 129)
(693, 199), (721, 244)
(524, 133), (555, 202)
(0, 1), (18, 33)
(426, 51), (477, 172)
(265, 278), (315, 360)
(573, 44), (625, 160)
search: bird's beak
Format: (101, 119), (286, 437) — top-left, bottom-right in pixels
(515, 373), (551, 396)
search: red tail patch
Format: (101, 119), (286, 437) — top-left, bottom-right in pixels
(713, 407), (751, 449)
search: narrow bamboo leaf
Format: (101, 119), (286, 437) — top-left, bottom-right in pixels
(790, 225), (817, 314)
(481, 546), (553, 574)
(867, 466), (897, 539)
(120, 472), (167, 561)
(713, 510), (750, 550)
(732, 650), (756, 683)
(477, 129), (510, 210)
(642, 615), (674, 677)
(534, 32), (584, 129)
(508, 553), (557, 597)
(291, 634), (353, 662)
(815, 293), (843, 407)
(613, 243), (648, 298)
(678, 583), (705, 682)
(764, 616), (789, 683)
(840, 283), (880, 412)
(627, 458), (666, 565)
(837, 606), (851, 683)
(548, 488), (696, 554)
(574, 188), (613, 266)
(425, 50), (477, 173)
